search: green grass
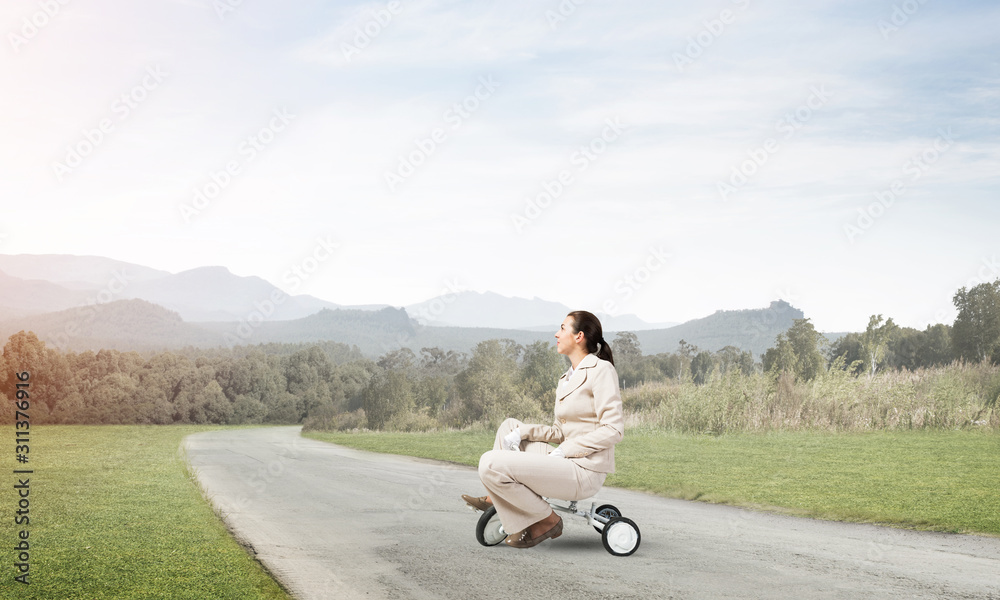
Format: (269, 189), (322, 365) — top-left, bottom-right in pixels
(305, 429), (1000, 536)
(0, 426), (291, 600)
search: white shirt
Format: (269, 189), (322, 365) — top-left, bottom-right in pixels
(558, 354), (592, 394)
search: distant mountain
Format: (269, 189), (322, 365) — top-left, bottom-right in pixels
(0, 254), (836, 359)
(197, 307), (417, 353)
(0, 298), (218, 352)
(0, 254), (340, 322)
(0, 299), (553, 356)
(635, 300), (806, 358)
(0, 269), (91, 315)
(0, 254), (680, 332)
(117, 266), (340, 322)
(0, 295), (834, 360)
(0, 253), (169, 289)
(406, 291), (676, 331)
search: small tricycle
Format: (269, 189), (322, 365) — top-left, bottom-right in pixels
(472, 498), (641, 556)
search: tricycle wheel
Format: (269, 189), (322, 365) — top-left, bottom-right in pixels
(602, 516), (640, 556)
(476, 506), (507, 546)
(593, 503), (622, 533)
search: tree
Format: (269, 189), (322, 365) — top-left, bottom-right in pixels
(830, 332), (863, 372)
(339, 360), (377, 412)
(613, 332), (642, 363)
(676, 339), (698, 360)
(2, 331), (70, 422)
(690, 351), (715, 385)
(716, 345), (755, 376)
(952, 280), (1000, 362)
(647, 352), (685, 381)
(788, 318), (827, 380)
(859, 315), (898, 376)
(377, 348), (416, 372)
(200, 380), (234, 424)
(519, 341), (564, 410)
(763, 319), (827, 381)
(455, 339), (538, 425)
(284, 346), (335, 421)
(414, 375), (452, 418)
(611, 331), (646, 388)
(362, 369), (414, 429)
(418, 347), (465, 377)
(0, 350), (11, 424)
(916, 324), (953, 367)
(762, 334), (796, 376)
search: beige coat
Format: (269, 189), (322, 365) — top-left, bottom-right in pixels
(521, 354), (624, 473)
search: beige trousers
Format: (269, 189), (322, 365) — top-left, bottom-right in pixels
(477, 418), (606, 534)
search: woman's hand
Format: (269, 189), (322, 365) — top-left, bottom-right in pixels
(549, 446), (565, 458)
(502, 427), (522, 451)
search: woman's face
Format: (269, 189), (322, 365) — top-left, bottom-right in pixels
(555, 315), (583, 356)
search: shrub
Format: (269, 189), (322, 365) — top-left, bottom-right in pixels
(624, 361), (1000, 433)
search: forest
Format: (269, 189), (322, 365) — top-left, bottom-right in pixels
(2, 280), (998, 432)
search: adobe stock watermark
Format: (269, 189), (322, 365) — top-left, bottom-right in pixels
(544, 0), (587, 30)
(383, 75), (500, 193)
(511, 117), (626, 233)
(211, 0), (249, 21)
(724, 507), (755, 538)
(409, 278), (465, 325)
(672, 0), (751, 72)
(51, 65), (168, 182)
(717, 84), (833, 202)
(179, 107), (295, 223)
(8, 0), (72, 54)
(878, 0), (930, 40)
(843, 127), (954, 243)
(844, 529), (897, 576)
(44, 269), (132, 349)
(599, 245), (671, 317)
(339, 1), (404, 63)
(224, 235), (339, 347)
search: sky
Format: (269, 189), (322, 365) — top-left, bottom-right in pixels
(1, 0), (997, 333)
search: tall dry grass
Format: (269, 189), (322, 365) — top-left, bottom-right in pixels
(623, 361), (1000, 433)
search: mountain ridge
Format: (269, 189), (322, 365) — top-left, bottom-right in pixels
(0, 297), (834, 359)
(404, 290), (676, 331)
(0, 254), (844, 357)
(0, 253), (672, 330)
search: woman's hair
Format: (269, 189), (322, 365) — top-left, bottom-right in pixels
(567, 310), (614, 366)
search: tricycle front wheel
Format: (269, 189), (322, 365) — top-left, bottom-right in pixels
(476, 506), (507, 546)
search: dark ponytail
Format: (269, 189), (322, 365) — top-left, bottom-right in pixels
(567, 310), (614, 366)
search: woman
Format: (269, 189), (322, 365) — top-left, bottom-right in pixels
(462, 310), (624, 549)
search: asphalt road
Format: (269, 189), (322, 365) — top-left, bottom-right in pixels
(183, 427), (1000, 600)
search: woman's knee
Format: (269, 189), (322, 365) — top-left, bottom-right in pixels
(478, 450), (499, 478)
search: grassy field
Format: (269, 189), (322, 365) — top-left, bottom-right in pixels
(304, 428), (1000, 536)
(0, 426), (291, 600)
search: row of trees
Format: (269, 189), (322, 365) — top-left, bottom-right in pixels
(593, 278), (1000, 388)
(0, 331), (565, 429)
(0, 332), (373, 425)
(610, 318), (957, 389)
(767, 279), (1000, 382)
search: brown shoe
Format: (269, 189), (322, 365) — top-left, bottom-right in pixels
(505, 516), (563, 549)
(461, 494), (492, 511)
